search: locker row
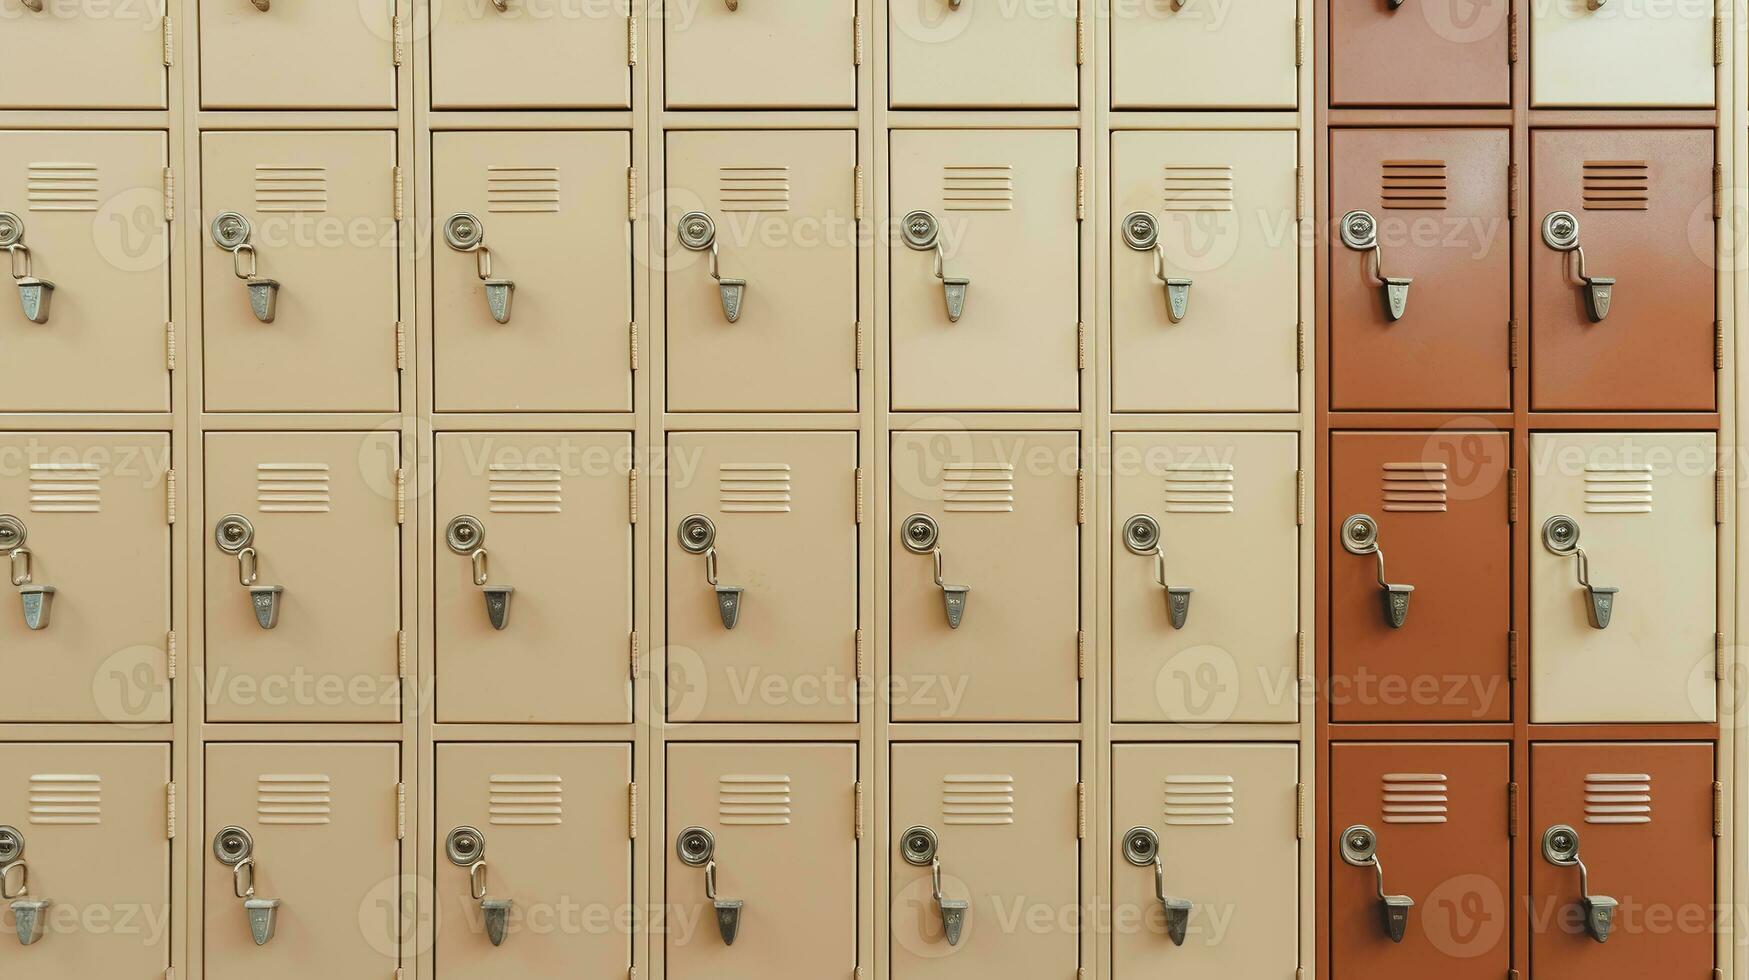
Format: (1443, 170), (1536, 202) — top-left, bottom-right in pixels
(0, 427), (1717, 725)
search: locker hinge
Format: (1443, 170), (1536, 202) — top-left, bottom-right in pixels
(1076, 783), (1087, 839)
(162, 166), (175, 222)
(1296, 783), (1306, 839)
(629, 469), (641, 525)
(1508, 6), (1518, 62)
(617, 630), (633, 681)
(628, 7), (639, 65)
(1714, 781), (1724, 836)
(855, 467), (865, 523)
(1295, 166), (1306, 221)
(628, 969), (637, 980)
(166, 630), (177, 679)
(1509, 971), (1521, 980)
(1717, 632), (1727, 680)
(1506, 467), (1519, 524)
(855, 319), (865, 371)
(854, 14), (864, 65)
(166, 782), (177, 839)
(855, 628), (866, 681)
(628, 783), (639, 838)
(1076, 469), (1088, 524)
(854, 165), (865, 222)
(392, 15), (405, 65)
(162, 15), (173, 65)
(396, 971), (405, 980)
(165, 469), (177, 524)
(1297, 631), (1308, 682)
(630, 321), (640, 371)
(1508, 318), (1519, 369)
(395, 467), (407, 524)
(1715, 320), (1724, 370)
(392, 166), (404, 222)
(1715, 163), (1725, 218)
(1714, 14), (1724, 64)
(1076, 1), (1086, 64)
(1295, 470), (1306, 525)
(397, 630), (407, 679)
(1508, 781), (1519, 837)
(1507, 163), (1519, 219)
(396, 782), (407, 840)
(1296, 320), (1305, 372)
(1716, 470), (1726, 524)
(1294, 15), (1305, 66)
(1077, 321), (1087, 369)
(854, 781), (865, 839)
(1076, 166), (1086, 220)
(628, 167), (639, 222)
(166, 321), (177, 371)
(1507, 630), (1518, 680)
(1077, 630), (1087, 679)
(167, 969), (176, 980)
(395, 321), (406, 370)
(1295, 969), (1304, 980)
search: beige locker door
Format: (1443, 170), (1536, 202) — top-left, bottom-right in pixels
(664, 0), (856, 108)
(434, 433), (633, 724)
(201, 131), (400, 413)
(1111, 744), (1298, 977)
(666, 743), (857, 979)
(0, 0), (167, 108)
(203, 432), (401, 723)
(0, 131), (170, 412)
(435, 743), (632, 975)
(890, 743), (1079, 978)
(0, 433), (170, 724)
(890, 431), (1080, 722)
(430, 0), (631, 109)
(0, 743), (170, 976)
(890, 130), (1080, 412)
(204, 743), (400, 979)
(1529, 432), (1717, 723)
(888, 0), (1078, 108)
(665, 130), (858, 413)
(665, 432), (858, 723)
(431, 131), (632, 413)
(1110, 131), (1299, 413)
(198, 0), (395, 109)
(1111, 433), (1299, 724)
(1111, 0), (1297, 109)
(1531, 0), (1713, 106)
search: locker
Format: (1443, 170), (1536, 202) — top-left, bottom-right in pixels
(890, 430), (1080, 723)
(201, 131), (400, 413)
(667, 743), (856, 977)
(0, 131), (169, 412)
(430, 0), (631, 109)
(203, 432), (401, 724)
(1531, 0), (1714, 106)
(890, 743), (1079, 979)
(1530, 130), (1716, 411)
(666, 432), (857, 724)
(435, 433), (633, 724)
(664, 0), (856, 109)
(198, 0), (396, 109)
(435, 743), (632, 972)
(1110, 0), (1297, 109)
(0, 743), (170, 973)
(1330, 431), (1511, 722)
(0, 0), (168, 108)
(1110, 744), (1298, 976)
(1330, 129), (1511, 411)
(1529, 432), (1717, 723)
(1110, 432), (1299, 724)
(1330, 0), (1510, 105)
(1110, 131), (1299, 413)
(431, 131), (632, 413)
(888, 0), (1078, 109)
(204, 743), (400, 977)
(890, 130), (1080, 412)
(1331, 742), (1511, 978)
(0, 433), (171, 724)
(665, 130), (859, 413)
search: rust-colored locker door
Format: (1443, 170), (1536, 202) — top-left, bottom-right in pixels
(890, 430), (1080, 722)
(1530, 743), (1715, 978)
(1330, 431), (1510, 722)
(667, 743), (857, 979)
(435, 743), (632, 975)
(1330, 129), (1511, 411)
(1331, 0), (1510, 105)
(434, 433), (633, 725)
(1111, 744), (1299, 977)
(0, 433), (171, 724)
(664, 0), (856, 109)
(198, 0), (395, 109)
(665, 432), (858, 724)
(431, 131), (632, 413)
(204, 743), (401, 979)
(0, 0), (167, 108)
(891, 743), (1079, 979)
(0, 743), (170, 976)
(1110, 0), (1298, 109)
(1529, 129), (1716, 411)
(0, 131), (170, 412)
(889, 0), (1079, 109)
(203, 432), (401, 723)
(665, 130), (859, 413)
(1331, 742), (1512, 978)
(430, 0), (631, 109)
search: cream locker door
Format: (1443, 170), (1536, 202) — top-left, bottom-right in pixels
(198, 0), (395, 109)
(665, 432), (858, 723)
(666, 743), (857, 979)
(0, 131), (169, 411)
(665, 130), (858, 413)
(890, 431), (1079, 722)
(1111, 433), (1298, 724)
(430, 0), (631, 109)
(1531, 0), (1713, 106)
(1110, 0), (1297, 108)
(203, 432), (401, 723)
(664, 0), (856, 108)
(435, 744), (632, 975)
(890, 130), (1080, 412)
(204, 743), (400, 979)
(0, 0), (167, 108)
(1110, 131), (1298, 413)
(1529, 432), (1717, 723)
(201, 131), (400, 413)
(890, 743), (1079, 978)
(0, 744), (170, 977)
(888, 0), (1078, 108)
(1111, 744), (1298, 977)
(0, 433), (170, 724)
(432, 131), (632, 413)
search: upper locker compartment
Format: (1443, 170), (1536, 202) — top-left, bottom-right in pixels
(1330, 129), (1511, 411)
(0, 0), (167, 108)
(1530, 432), (1717, 724)
(666, 131), (859, 413)
(890, 130), (1080, 412)
(0, 132), (170, 412)
(201, 131), (400, 413)
(432, 131), (632, 413)
(198, 0), (396, 109)
(1530, 130), (1716, 411)
(434, 433), (633, 725)
(1110, 0), (1296, 108)
(665, 0), (856, 109)
(1111, 130), (1299, 413)
(1532, 0), (1714, 106)
(1111, 433), (1300, 724)
(430, 0), (631, 109)
(889, 0), (1079, 108)
(1331, 0), (1510, 105)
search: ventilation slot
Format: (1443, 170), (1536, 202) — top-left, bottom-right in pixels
(488, 464), (562, 514)
(1381, 772), (1449, 824)
(1584, 464), (1653, 514)
(719, 463), (792, 514)
(254, 166), (328, 213)
(718, 774), (792, 826)
(1584, 773), (1652, 825)
(28, 774), (101, 826)
(257, 774), (332, 826)
(1163, 463), (1235, 514)
(27, 162), (99, 212)
(257, 462), (331, 514)
(942, 773), (1015, 826)
(1381, 462), (1448, 513)
(942, 463), (1015, 513)
(28, 462), (101, 513)
(1163, 774), (1235, 827)
(489, 774), (564, 826)
(486, 165), (561, 214)
(719, 166), (791, 213)
(1163, 165), (1235, 212)
(1381, 161), (1448, 210)
(1582, 161), (1650, 211)
(943, 165), (1014, 212)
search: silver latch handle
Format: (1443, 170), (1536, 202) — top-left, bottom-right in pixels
(1542, 824), (1617, 943)
(902, 209), (970, 323)
(1541, 515), (1618, 630)
(1, 515), (54, 631)
(677, 827), (743, 946)
(0, 826), (49, 947)
(901, 826), (968, 946)
(1122, 826), (1193, 945)
(447, 516), (515, 631)
(211, 212), (280, 323)
(1341, 824), (1414, 943)
(902, 514), (970, 629)
(679, 515), (743, 629)
(1122, 515), (1193, 629)
(1120, 212), (1192, 323)
(1341, 514), (1413, 629)
(677, 211), (746, 323)
(1542, 211), (1614, 322)
(444, 213), (516, 324)
(215, 515), (284, 630)
(1339, 210), (1412, 321)
(1, 213), (54, 325)
(447, 826), (512, 946)
(213, 826), (280, 946)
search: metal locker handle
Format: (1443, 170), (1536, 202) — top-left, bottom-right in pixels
(677, 211), (747, 323)
(1339, 210), (1413, 322)
(1340, 824), (1415, 943)
(215, 515), (285, 630)
(1120, 212), (1193, 323)
(19, 0), (44, 11)
(211, 212), (280, 324)
(902, 209), (970, 323)
(1542, 515), (1618, 630)
(678, 515), (743, 630)
(1, 212), (54, 325)
(0, 826), (49, 947)
(901, 826), (968, 947)
(251, 0), (270, 9)
(1341, 514), (1414, 629)
(1123, 514), (1193, 629)
(677, 827), (743, 946)
(213, 826), (280, 947)
(1122, 827), (1193, 946)
(447, 826), (513, 947)
(444, 213), (516, 324)
(1541, 824), (1618, 943)
(1, 515), (54, 631)
(901, 514), (970, 629)
(447, 516), (515, 631)
(1542, 211), (1615, 323)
